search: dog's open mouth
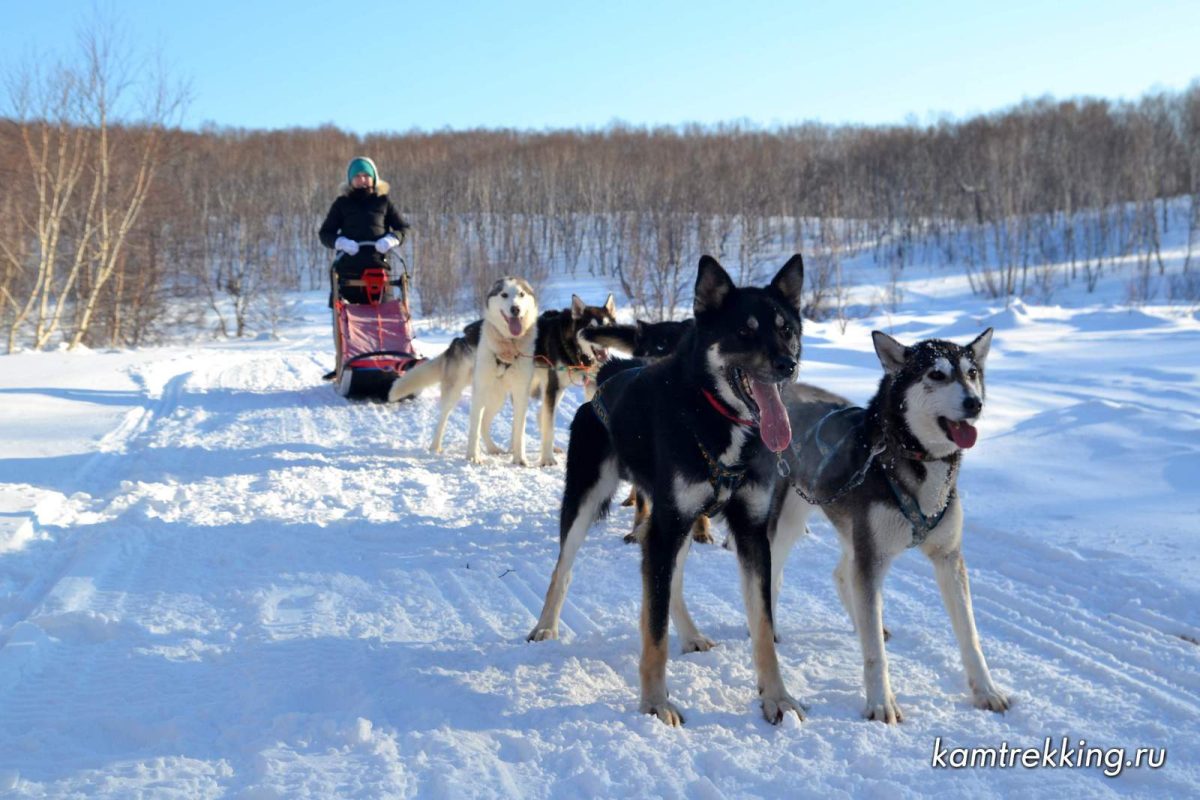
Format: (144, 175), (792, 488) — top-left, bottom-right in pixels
(731, 369), (757, 413)
(501, 313), (523, 337)
(731, 368), (792, 453)
(940, 417), (978, 449)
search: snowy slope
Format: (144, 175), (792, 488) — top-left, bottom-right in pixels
(0, 257), (1197, 798)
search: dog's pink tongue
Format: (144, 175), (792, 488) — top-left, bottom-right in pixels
(505, 314), (522, 336)
(946, 420), (978, 449)
(750, 380), (792, 453)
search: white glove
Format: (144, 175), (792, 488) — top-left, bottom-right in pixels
(335, 236), (359, 255)
(375, 234), (401, 254)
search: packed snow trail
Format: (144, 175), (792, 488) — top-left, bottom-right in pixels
(0, 289), (1196, 798)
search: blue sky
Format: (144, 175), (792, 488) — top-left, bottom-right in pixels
(1, 0), (1196, 133)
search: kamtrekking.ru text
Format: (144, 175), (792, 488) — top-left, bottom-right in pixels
(930, 736), (1165, 778)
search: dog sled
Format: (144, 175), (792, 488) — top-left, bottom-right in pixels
(329, 246), (423, 400)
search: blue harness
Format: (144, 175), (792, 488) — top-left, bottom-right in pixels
(588, 366), (642, 431)
(783, 406), (954, 548)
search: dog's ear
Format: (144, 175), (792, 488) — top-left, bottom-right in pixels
(694, 255), (735, 316)
(768, 254), (805, 313)
(969, 327), (994, 367)
(487, 278), (507, 300)
(604, 293), (616, 316)
(571, 294), (586, 319)
(872, 331), (907, 375)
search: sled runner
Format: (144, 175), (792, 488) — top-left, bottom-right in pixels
(330, 246), (422, 400)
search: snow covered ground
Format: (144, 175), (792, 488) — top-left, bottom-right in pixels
(0, 250), (1197, 798)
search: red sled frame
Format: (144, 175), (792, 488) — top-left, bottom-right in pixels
(331, 250), (423, 400)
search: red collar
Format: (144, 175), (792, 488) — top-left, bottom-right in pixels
(701, 388), (758, 429)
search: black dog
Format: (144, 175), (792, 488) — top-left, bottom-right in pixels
(581, 319), (694, 360)
(527, 254), (806, 726)
(582, 319), (716, 542)
(528, 295), (619, 465)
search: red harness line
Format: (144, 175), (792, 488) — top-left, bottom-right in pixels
(701, 388), (758, 429)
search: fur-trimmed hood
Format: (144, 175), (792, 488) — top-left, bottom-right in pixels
(341, 179), (391, 197)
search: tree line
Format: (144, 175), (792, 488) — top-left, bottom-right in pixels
(1, 32), (1197, 349)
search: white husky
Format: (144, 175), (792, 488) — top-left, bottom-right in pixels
(388, 276), (539, 464)
(466, 277), (539, 464)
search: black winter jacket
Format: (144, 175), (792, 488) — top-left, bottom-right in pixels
(318, 181), (410, 250)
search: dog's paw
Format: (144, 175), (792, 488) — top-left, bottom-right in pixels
(484, 442), (506, 455)
(538, 455), (557, 468)
(554, 445), (565, 454)
(512, 454), (532, 467)
(972, 685), (1010, 713)
(690, 526), (715, 545)
(526, 626), (558, 642)
(864, 694), (904, 724)
(680, 634), (717, 654)
(640, 698), (685, 727)
(429, 443), (442, 455)
(761, 692), (806, 725)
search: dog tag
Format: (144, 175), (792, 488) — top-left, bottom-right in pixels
(776, 455), (791, 478)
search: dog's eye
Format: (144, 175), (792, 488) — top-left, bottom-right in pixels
(501, 292), (508, 299)
(780, 324), (793, 337)
(967, 367), (978, 380)
(928, 370), (947, 382)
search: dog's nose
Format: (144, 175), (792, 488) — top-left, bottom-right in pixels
(510, 306), (520, 317)
(963, 396), (982, 415)
(774, 356), (797, 376)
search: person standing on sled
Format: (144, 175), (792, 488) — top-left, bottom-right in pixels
(318, 156), (410, 305)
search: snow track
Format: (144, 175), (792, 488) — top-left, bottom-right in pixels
(0, 292), (1196, 797)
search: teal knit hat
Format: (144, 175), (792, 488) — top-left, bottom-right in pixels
(347, 156), (378, 188)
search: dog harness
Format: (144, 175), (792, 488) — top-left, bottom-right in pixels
(588, 366), (642, 431)
(590, 368), (750, 517)
(692, 434), (749, 517)
(782, 406), (955, 548)
(533, 354), (596, 389)
(781, 407), (883, 506)
(884, 469), (955, 547)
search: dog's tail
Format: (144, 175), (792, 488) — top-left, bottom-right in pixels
(387, 353), (445, 401)
(582, 324), (638, 355)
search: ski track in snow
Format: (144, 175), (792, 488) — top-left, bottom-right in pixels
(0, 286), (1197, 798)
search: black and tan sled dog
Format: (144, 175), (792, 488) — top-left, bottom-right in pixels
(527, 254), (806, 726)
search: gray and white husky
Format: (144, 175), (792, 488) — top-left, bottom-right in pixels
(769, 328), (1009, 723)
